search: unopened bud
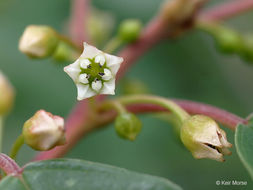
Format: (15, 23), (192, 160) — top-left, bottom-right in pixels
(215, 28), (243, 54)
(23, 110), (65, 151)
(180, 115), (232, 162)
(0, 71), (15, 115)
(115, 112), (142, 141)
(241, 35), (253, 62)
(118, 19), (142, 43)
(19, 25), (59, 58)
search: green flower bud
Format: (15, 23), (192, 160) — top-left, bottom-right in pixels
(240, 35), (253, 62)
(118, 19), (142, 43)
(214, 28), (243, 54)
(19, 25), (59, 58)
(53, 41), (79, 62)
(180, 115), (232, 162)
(23, 110), (65, 151)
(115, 112), (142, 141)
(0, 71), (15, 115)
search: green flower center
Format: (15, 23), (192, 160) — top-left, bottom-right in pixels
(80, 58), (108, 83)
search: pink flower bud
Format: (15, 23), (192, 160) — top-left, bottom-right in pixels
(23, 110), (65, 151)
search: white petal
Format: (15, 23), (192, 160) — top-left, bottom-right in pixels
(101, 79), (115, 95)
(80, 42), (102, 59)
(76, 84), (96, 100)
(79, 74), (89, 84)
(95, 54), (106, 66)
(92, 80), (102, 92)
(64, 60), (81, 82)
(102, 69), (112, 81)
(80, 59), (91, 69)
(104, 54), (123, 75)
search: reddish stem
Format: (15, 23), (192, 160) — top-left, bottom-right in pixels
(200, 0), (253, 21)
(117, 17), (168, 79)
(34, 99), (247, 160)
(0, 153), (22, 176)
(69, 0), (90, 46)
(127, 100), (247, 130)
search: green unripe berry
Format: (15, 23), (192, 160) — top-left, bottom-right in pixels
(118, 19), (142, 43)
(240, 35), (253, 63)
(115, 112), (142, 141)
(214, 28), (243, 54)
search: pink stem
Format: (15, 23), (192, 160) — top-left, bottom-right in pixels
(117, 17), (168, 79)
(0, 153), (22, 176)
(69, 0), (90, 46)
(127, 100), (247, 130)
(200, 0), (253, 21)
(34, 99), (246, 160)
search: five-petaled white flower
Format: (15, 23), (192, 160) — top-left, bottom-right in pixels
(64, 42), (123, 100)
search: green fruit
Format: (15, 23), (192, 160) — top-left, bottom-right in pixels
(115, 112), (142, 141)
(215, 28), (243, 54)
(118, 19), (142, 43)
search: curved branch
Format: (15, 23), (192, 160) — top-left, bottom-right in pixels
(200, 0), (253, 21)
(69, 0), (90, 46)
(0, 153), (22, 176)
(34, 98), (246, 160)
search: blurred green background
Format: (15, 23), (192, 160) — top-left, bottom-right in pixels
(1, 0), (253, 189)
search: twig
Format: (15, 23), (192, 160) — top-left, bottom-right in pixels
(69, 0), (90, 46)
(0, 153), (22, 176)
(200, 0), (253, 21)
(33, 98), (246, 160)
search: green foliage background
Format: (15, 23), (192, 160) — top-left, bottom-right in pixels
(0, 0), (253, 189)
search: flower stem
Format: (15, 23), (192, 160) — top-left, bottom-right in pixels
(103, 37), (123, 54)
(0, 116), (4, 153)
(9, 135), (24, 160)
(101, 95), (190, 123)
(102, 100), (127, 114)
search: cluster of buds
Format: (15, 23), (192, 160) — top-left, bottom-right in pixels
(201, 23), (253, 63)
(23, 110), (65, 151)
(0, 71), (15, 115)
(64, 43), (123, 100)
(180, 115), (232, 162)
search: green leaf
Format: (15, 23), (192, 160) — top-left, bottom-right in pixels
(235, 121), (253, 179)
(0, 159), (182, 190)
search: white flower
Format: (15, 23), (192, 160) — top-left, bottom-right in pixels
(64, 42), (124, 100)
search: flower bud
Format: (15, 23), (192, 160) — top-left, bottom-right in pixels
(23, 110), (65, 151)
(241, 35), (253, 62)
(115, 112), (142, 141)
(0, 71), (15, 115)
(214, 28), (243, 54)
(180, 115), (232, 162)
(118, 19), (142, 43)
(19, 25), (59, 58)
